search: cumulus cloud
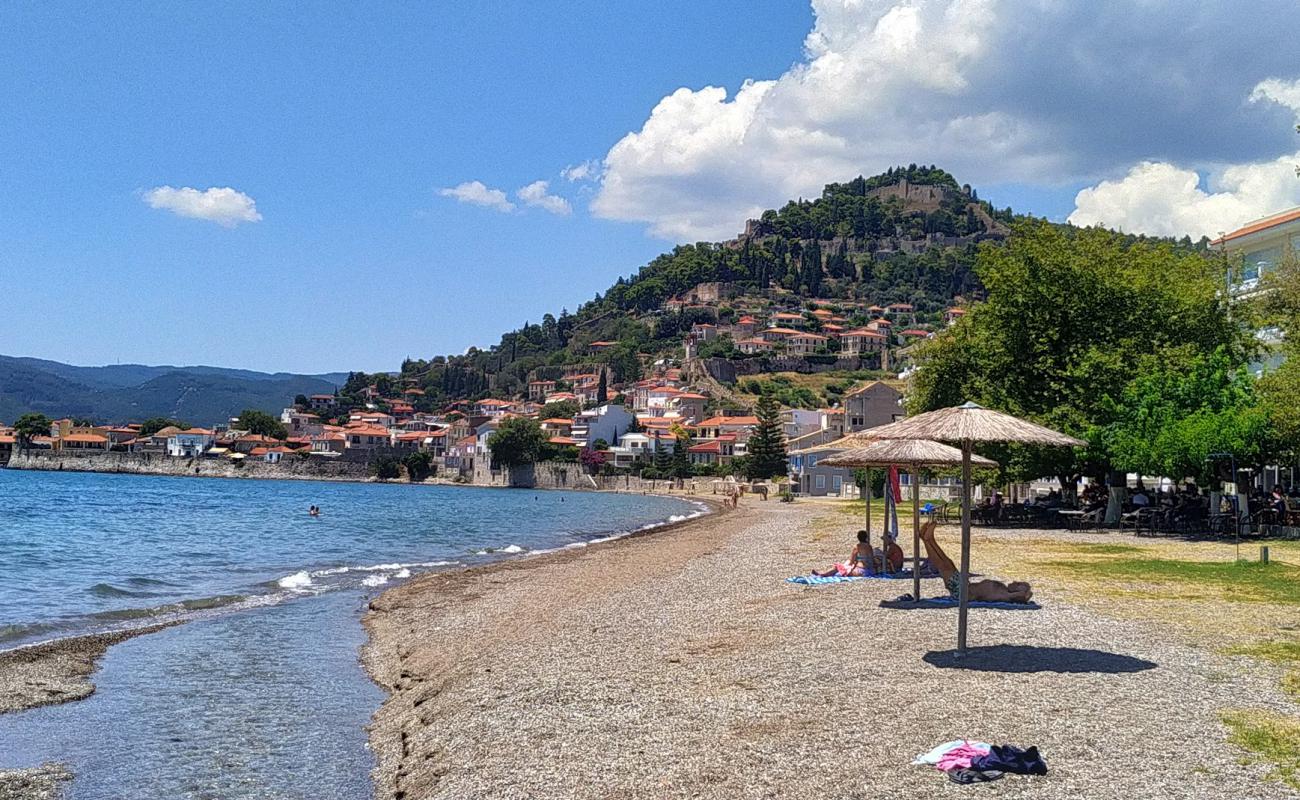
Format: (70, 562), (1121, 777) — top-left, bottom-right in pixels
(143, 186), (261, 227)
(1068, 158), (1300, 239)
(590, 0), (1300, 241)
(439, 180), (516, 212)
(517, 180), (572, 215)
(561, 160), (599, 182)
(1068, 77), (1300, 238)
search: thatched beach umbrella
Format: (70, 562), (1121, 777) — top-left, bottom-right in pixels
(862, 402), (1084, 652)
(822, 439), (997, 602)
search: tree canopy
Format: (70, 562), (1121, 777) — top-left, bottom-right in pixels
(487, 417), (548, 468)
(909, 220), (1249, 483)
(745, 393), (788, 480)
(236, 409), (288, 440)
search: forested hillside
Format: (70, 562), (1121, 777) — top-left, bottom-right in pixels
(351, 166), (1017, 406)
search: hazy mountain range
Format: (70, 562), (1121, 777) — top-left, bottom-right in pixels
(0, 355), (348, 425)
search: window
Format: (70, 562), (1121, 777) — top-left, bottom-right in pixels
(815, 474), (826, 490)
(832, 476), (842, 491)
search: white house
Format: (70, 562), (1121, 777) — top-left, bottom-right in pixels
(571, 404), (635, 448)
(167, 428), (216, 458)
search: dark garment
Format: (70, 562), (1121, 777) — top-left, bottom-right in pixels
(971, 745), (1048, 776)
(948, 769), (1004, 785)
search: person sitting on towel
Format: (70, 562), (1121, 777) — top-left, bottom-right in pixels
(918, 520), (1033, 603)
(813, 530), (902, 577)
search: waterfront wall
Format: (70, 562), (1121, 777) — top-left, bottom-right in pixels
(4, 450), (373, 482)
(470, 460), (727, 495)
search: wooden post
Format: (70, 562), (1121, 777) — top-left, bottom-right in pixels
(912, 465), (922, 602)
(864, 470), (872, 544)
(957, 442), (972, 653)
(1261, 546), (1270, 564)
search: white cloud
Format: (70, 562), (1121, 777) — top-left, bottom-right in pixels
(1067, 76), (1300, 238)
(1068, 158), (1300, 239)
(439, 180), (515, 212)
(516, 180), (572, 215)
(1251, 78), (1300, 119)
(143, 186), (261, 227)
(589, 0), (1300, 241)
(561, 160), (599, 182)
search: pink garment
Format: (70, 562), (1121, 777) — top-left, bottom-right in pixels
(935, 742), (991, 772)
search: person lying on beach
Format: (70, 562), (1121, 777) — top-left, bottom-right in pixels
(918, 520), (1033, 603)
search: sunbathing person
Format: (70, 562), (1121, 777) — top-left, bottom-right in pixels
(918, 520), (1033, 603)
(814, 530), (904, 576)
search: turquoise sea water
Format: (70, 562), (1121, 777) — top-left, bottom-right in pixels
(0, 470), (701, 798)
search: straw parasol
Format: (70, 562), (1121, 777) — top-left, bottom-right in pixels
(822, 439), (997, 601)
(863, 402), (1085, 652)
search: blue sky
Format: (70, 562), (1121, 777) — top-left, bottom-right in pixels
(3, 1), (1300, 373)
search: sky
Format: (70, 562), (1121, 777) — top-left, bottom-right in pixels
(4, 1), (1300, 374)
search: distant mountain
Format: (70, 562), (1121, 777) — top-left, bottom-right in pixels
(0, 355), (346, 425)
(3, 356), (348, 390)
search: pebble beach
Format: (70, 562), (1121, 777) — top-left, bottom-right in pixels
(363, 501), (1299, 799)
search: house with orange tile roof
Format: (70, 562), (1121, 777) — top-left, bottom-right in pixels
(736, 337), (773, 355)
(944, 307), (967, 325)
(760, 326), (801, 342)
(687, 434), (736, 465)
(788, 332), (829, 355)
(1211, 205), (1300, 298)
(344, 425), (392, 450)
(528, 379), (558, 401)
(695, 415), (759, 442)
(473, 398), (515, 417)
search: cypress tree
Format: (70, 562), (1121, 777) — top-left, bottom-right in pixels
(745, 393), (788, 480)
(596, 370), (608, 404)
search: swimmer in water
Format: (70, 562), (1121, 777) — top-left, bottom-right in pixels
(309, 505), (320, 517)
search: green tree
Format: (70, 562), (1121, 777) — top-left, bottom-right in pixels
(909, 220), (1243, 487)
(139, 417), (187, 437)
(487, 417), (548, 468)
(540, 400), (580, 420)
(403, 451), (435, 482)
(1103, 347), (1269, 484)
(236, 409), (288, 439)
(293, 394), (310, 409)
(596, 370), (608, 404)
(671, 432), (693, 478)
(653, 437), (673, 474)
(13, 413), (52, 446)
(371, 456), (401, 480)
(745, 393), (788, 479)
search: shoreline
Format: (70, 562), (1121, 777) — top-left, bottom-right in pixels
(0, 623), (178, 716)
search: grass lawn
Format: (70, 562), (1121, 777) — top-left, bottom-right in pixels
(1222, 710), (1300, 789)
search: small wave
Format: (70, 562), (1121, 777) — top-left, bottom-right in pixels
(277, 571), (313, 590)
(179, 594), (246, 611)
(474, 545), (525, 556)
(360, 574), (389, 587)
(351, 560), (456, 572)
(0, 622), (58, 645)
(88, 583), (158, 599)
(393, 568), (411, 579)
(126, 576), (183, 588)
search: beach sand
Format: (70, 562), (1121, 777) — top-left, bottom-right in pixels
(363, 501), (1299, 799)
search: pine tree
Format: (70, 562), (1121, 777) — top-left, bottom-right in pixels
(653, 436), (673, 474)
(671, 433), (693, 478)
(745, 393), (788, 480)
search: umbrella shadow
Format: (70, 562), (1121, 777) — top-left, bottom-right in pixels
(923, 645), (1157, 674)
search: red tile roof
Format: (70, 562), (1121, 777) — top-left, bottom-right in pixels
(1211, 206), (1300, 244)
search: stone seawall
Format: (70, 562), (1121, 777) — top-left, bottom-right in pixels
(4, 451), (373, 482)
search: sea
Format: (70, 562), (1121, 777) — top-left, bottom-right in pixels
(0, 470), (703, 799)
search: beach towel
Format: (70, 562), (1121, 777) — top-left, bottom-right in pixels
(787, 566), (941, 585)
(935, 742), (992, 772)
(879, 595), (1042, 610)
(912, 740), (992, 766)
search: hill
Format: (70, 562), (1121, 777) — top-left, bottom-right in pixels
(0, 356), (344, 425)
(371, 165), (1016, 407)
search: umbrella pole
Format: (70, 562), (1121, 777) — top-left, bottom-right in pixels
(912, 467), (921, 602)
(865, 471), (872, 545)
(957, 443), (972, 653)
